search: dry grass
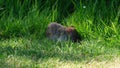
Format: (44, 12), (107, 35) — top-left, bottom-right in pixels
(83, 58), (120, 68)
(2, 55), (120, 68)
(57, 58), (120, 68)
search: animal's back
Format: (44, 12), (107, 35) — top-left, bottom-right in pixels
(46, 22), (66, 41)
(48, 22), (63, 34)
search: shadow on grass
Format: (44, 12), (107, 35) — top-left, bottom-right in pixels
(0, 38), (120, 63)
(0, 44), (90, 63)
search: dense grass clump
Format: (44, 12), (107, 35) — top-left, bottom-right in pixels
(0, 0), (120, 67)
(0, 0), (119, 39)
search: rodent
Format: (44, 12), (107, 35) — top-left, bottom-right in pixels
(46, 22), (81, 42)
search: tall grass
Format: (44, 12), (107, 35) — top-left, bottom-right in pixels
(0, 0), (119, 39)
(65, 0), (120, 39)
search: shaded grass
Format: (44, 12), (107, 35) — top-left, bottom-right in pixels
(0, 38), (120, 61)
(0, 38), (120, 68)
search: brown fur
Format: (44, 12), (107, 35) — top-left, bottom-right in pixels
(46, 22), (81, 42)
(66, 26), (81, 42)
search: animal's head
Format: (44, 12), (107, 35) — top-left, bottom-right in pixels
(66, 26), (81, 42)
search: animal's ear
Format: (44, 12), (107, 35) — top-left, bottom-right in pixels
(65, 26), (75, 33)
